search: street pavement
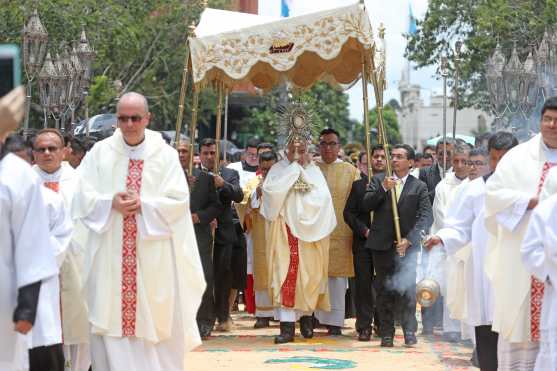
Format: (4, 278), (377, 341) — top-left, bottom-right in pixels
(188, 312), (476, 371)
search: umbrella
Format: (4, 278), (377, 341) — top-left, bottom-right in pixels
(426, 134), (475, 146)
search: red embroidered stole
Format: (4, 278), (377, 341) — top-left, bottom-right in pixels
(531, 161), (556, 341)
(44, 181), (60, 193)
(121, 159), (144, 336)
(281, 225), (299, 308)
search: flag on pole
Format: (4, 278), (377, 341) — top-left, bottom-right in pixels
(281, 0), (293, 17)
(408, 2), (417, 35)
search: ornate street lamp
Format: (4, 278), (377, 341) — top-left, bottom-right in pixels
(487, 28), (557, 135)
(38, 52), (64, 128)
(486, 44), (509, 130)
(76, 25), (96, 136)
(22, 9), (48, 135)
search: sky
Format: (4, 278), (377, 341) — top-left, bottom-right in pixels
(258, 0), (439, 121)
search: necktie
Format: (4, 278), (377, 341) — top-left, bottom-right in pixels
(531, 161), (556, 341)
(395, 179), (403, 203)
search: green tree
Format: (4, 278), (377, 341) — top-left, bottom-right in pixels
(1, 0), (230, 130)
(237, 82), (354, 144)
(405, 0), (557, 110)
(353, 105), (401, 145)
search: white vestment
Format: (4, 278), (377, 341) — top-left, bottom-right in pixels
(34, 163), (91, 371)
(485, 134), (557, 343)
(437, 177), (493, 327)
(72, 129), (206, 371)
(485, 134), (557, 370)
(426, 173), (467, 333)
(260, 159), (336, 315)
(0, 154), (58, 371)
(522, 194), (557, 371)
(28, 187), (72, 349)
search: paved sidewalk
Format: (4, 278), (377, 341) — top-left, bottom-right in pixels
(188, 314), (475, 371)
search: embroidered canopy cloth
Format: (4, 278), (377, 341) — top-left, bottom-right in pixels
(190, 3), (377, 90)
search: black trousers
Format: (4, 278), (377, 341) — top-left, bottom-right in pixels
(230, 228), (247, 290)
(475, 325), (498, 371)
(353, 243), (375, 331)
(213, 242), (233, 323)
(29, 344), (64, 371)
(195, 226), (215, 329)
(372, 249), (418, 337)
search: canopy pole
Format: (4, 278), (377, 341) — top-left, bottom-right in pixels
(369, 25), (402, 254)
(175, 23), (196, 148)
(213, 82), (225, 174)
(223, 92), (229, 163)
(188, 89), (200, 175)
(360, 53), (373, 182)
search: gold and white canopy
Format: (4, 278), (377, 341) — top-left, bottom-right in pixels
(189, 2), (376, 90)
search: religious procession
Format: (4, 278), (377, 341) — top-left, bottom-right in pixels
(2, 1), (557, 371)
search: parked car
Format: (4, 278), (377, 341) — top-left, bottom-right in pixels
(74, 114), (117, 139)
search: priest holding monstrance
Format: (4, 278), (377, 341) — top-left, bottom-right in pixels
(260, 104), (337, 344)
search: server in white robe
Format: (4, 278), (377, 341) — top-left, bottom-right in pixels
(426, 133), (518, 371)
(27, 186), (72, 371)
(31, 128), (90, 371)
(485, 97), (557, 371)
(0, 86), (58, 371)
(72, 92), (206, 371)
(425, 144), (470, 342)
(522, 193), (557, 371)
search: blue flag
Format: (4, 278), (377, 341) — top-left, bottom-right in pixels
(281, 0), (292, 17)
(409, 2), (417, 34)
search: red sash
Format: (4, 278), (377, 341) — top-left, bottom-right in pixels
(121, 159), (144, 336)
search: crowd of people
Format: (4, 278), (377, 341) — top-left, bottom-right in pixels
(1, 86), (557, 371)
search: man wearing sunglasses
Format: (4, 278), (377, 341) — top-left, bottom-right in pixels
(31, 128), (90, 371)
(73, 92), (206, 371)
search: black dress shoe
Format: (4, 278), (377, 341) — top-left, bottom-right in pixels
(253, 317), (270, 329)
(381, 336), (394, 347)
(358, 328), (371, 342)
(300, 316), (314, 339)
(404, 332), (417, 346)
(327, 325), (342, 336)
(274, 322), (295, 344)
(199, 324), (212, 340)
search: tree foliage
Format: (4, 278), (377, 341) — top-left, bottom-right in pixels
(1, 0), (230, 129)
(237, 82), (355, 145)
(353, 104), (402, 145)
(406, 0), (557, 110)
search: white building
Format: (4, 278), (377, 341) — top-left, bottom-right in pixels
(397, 70), (492, 150)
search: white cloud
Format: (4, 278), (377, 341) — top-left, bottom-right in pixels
(259, 0), (440, 121)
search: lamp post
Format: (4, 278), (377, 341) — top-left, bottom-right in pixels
(22, 9), (48, 136)
(76, 25), (96, 137)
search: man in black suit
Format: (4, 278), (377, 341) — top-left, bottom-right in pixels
(178, 141), (220, 339)
(199, 138), (244, 332)
(363, 144), (432, 347)
(418, 138), (454, 334)
(344, 145), (386, 341)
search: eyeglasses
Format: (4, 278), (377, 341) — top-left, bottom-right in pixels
(319, 141), (339, 148)
(34, 146), (60, 154)
(466, 160), (487, 167)
(117, 115), (144, 123)
(542, 115), (557, 125)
